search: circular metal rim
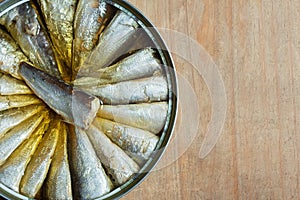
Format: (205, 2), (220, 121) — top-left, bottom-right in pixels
(0, 0), (178, 199)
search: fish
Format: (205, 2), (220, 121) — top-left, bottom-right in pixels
(38, 0), (77, 80)
(79, 11), (139, 74)
(74, 48), (162, 86)
(0, 73), (33, 95)
(20, 119), (60, 198)
(19, 62), (100, 130)
(93, 118), (159, 165)
(0, 111), (48, 166)
(68, 126), (113, 199)
(82, 75), (168, 104)
(0, 118), (49, 193)
(0, 104), (45, 138)
(73, 0), (115, 76)
(86, 124), (140, 186)
(43, 122), (72, 200)
(0, 95), (42, 111)
(97, 102), (168, 134)
(0, 2), (60, 78)
(0, 28), (28, 80)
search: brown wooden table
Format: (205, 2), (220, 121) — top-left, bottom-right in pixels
(123, 0), (300, 199)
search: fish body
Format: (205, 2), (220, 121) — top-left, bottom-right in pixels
(87, 124), (140, 186)
(20, 120), (60, 198)
(0, 104), (44, 138)
(68, 126), (113, 199)
(0, 112), (47, 166)
(19, 62), (100, 130)
(38, 0), (77, 79)
(0, 2), (60, 78)
(44, 122), (72, 200)
(0, 73), (32, 95)
(80, 11), (138, 73)
(93, 118), (159, 165)
(75, 48), (162, 85)
(0, 95), (42, 111)
(0, 118), (49, 193)
(73, 0), (114, 76)
(84, 75), (168, 104)
(98, 102), (168, 134)
(0, 29), (28, 80)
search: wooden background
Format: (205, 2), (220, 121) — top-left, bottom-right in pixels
(124, 0), (300, 199)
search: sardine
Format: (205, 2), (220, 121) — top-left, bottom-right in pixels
(97, 102), (168, 134)
(38, 0), (77, 79)
(0, 73), (32, 95)
(75, 48), (162, 85)
(20, 120), (60, 198)
(68, 126), (113, 199)
(0, 2), (60, 78)
(43, 122), (72, 200)
(86, 124), (140, 186)
(0, 118), (49, 193)
(0, 112), (48, 166)
(73, 0), (115, 76)
(19, 62), (100, 130)
(0, 95), (42, 111)
(0, 104), (44, 138)
(0, 28), (28, 80)
(93, 118), (159, 165)
(82, 75), (168, 104)
(80, 11), (139, 73)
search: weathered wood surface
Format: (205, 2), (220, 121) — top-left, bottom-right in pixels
(124, 0), (300, 199)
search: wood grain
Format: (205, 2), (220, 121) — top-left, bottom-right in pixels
(124, 0), (300, 199)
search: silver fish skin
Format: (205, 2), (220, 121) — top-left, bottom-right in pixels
(73, 0), (114, 75)
(68, 126), (113, 199)
(0, 112), (47, 166)
(75, 48), (162, 85)
(0, 95), (42, 111)
(0, 104), (44, 138)
(81, 11), (139, 72)
(0, 29), (28, 80)
(93, 118), (159, 166)
(0, 73), (32, 95)
(97, 102), (168, 134)
(44, 122), (72, 200)
(38, 0), (77, 75)
(20, 120), (60, 198)
(0, 2), (60, 78)
(19, 62), (100, 130)
(86, 124), (140, 186)
(83, 75), (168, 104)
(0, 118), (49, 193)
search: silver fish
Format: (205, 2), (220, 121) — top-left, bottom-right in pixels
(75, 48), (162, 85)
(0, 73), (32, 95)
(68, 126), (113, 199)
(19, 62), (100, 130)
(0, 112), (47, 166)
(0, 118), (49, 193)
(73, 0), (115, 76)
(86, 124), (140, 186)
(93, 118), (159, 165)
(0, 2), (60, 78)
(82, 75), (168, 104)
(0, 95), (42, 111)
(0, 28), (28, 80)
(97, 102), (168, 134)
(38, 0), (77, 79)
(0, 104), (44, 138)
(20, 120), (60, 198)
(80, 11), (139, 73)
(43, 122), (72, 200)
